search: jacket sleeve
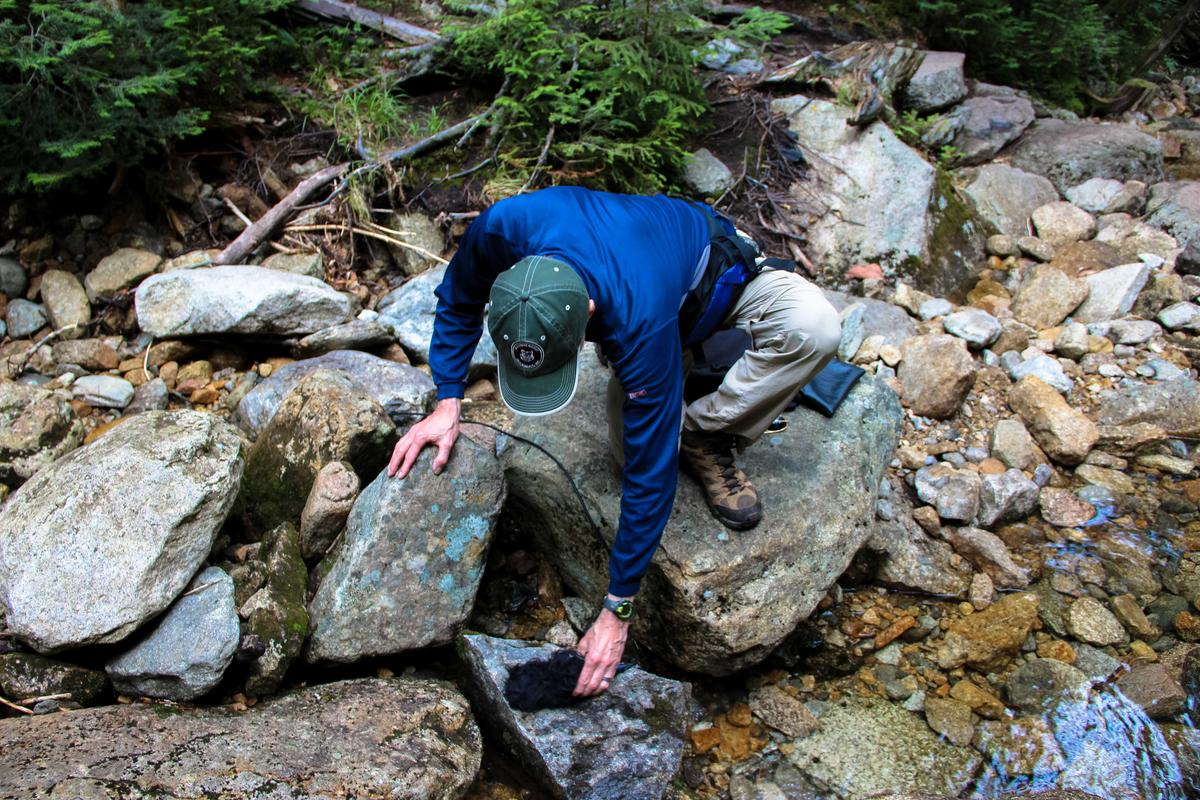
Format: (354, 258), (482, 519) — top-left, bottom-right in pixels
(429, 209), (521, 400)
(606, 320), (683, 597)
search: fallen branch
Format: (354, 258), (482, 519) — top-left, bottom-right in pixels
(17, 693), (71, 705)
(285, 223), (448, 264)
(0, 695), (32, 715)
(293, 0), (440, 44)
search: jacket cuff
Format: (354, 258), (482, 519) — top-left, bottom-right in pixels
(436, 382), (466, 401)
(606, 576), (642, 597)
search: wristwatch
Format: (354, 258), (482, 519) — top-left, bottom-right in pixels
(602, 595), (635, 621)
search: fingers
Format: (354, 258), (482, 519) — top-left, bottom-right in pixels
(432, 434), (455, 474)
(387, 433), (412, 477)
(397, 436), (426, 479)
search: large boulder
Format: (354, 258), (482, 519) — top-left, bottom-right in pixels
(234, 349), (435, 436)
(0, 678), (481, 799)
(0, 653), (107, 706)
(459, 634), (692, 800)
(1096, 379), (1200, 439)
(105, 566), (240, 701)
(946, 95), (1035, 166)
(135, 265), (353, 337)
(239, 369), (395, 533)
(306, 438), (505, 663)
(0, 411), (244, 652)
(963, 164), (1060, 239)
(376, 264), (498, 376)
(1007, 119), (1164, 194)
(0, 382), (83, 487)
(499, 348), (903, 674)
(772, 96), (988, 298)
(786, 697), (981, 798)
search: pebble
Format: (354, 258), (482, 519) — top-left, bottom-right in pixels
(1158, 302), (1200, 332)
(71, 375), (134, 409)
(6, 299), (47, 338)
(919, 298), (954, 320)
(1066, 597), (1128, 646)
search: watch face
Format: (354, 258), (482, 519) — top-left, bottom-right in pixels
(614, 600), (634, 620)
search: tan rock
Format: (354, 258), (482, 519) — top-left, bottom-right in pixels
(935, 592), (1039, 670)
(1007, 376), (1098, 465)
(749, 684), (820, 738)
(1038, 487), (1095, 528)
(38, 270), (90, 339)
(1036, 639), (1076, 664)
(949, 679), (1006, 719)
(51, 339), (118, 372)
(299, 461), (361, 560)
(899, 334), (977, 419)
(85, 248), (161, 301)
(1010, 265), (1089, 329)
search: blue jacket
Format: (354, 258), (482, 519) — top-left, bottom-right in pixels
(429, 186), (712, 596)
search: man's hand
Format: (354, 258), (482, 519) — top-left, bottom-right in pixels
(387, 398), (462, 479)
(573, 601), (631, 696)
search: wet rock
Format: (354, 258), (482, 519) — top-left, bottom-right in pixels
(6, 299), (46, 338)
(969, 572), (996, 609)
(384, 211), (445, 277)
(500, 348), (902, 674)
(307, 440), (505, 662)
(1065, 597), (1128, 647)
(38, 269), (90, 339)
(1074, 464), (1134, 497)
(1072, 263), (1151, 323)
(1010, 266), (1089, 329)
(916, 464), (981, 522)
(901, 51), (966, 112)
(1109, 594), (1158, 640)
(973, 717), (1066, 777)
(1005, 658), (1090, 715)
(684, 148), (735, 197)
(1031, 202), (1096, 249)
(1114, 663), (1186, 720)
(261, 251), (324, 280)
(1157, 301), (1200, 332)
(0, 257), (27, 297)
(106, 567), (239, 701)
(945, 95), (1035, 166)
(0, 677), (481, 799)
(376, 264), (498, 376)
(1038, 488), (1095, 528)
(936, 591), (1040, 670)
(943, 308), (1000, 349)
(71, 374), (134, 408)
(1096, 378), (1200, 439)
(0, 411), (243, 652)
(949, 679), (1005, 719)
(293, 319), (394, 357)
(786, 697), (981, 798)
(1065, 178), (1145, 215)
(946, 526), (1030, 589)
(240, 370), (394, 533)
(0, 383), (83, 486)
(964, 164), (1059, 239)
(84, 248), (161, 301)
(459, 634), (691, 800)
(136, 266), (353, 337)
(990, 418), (1037, 471)
(240, 524), (308, 697)
(772, 95), (986, 297)
(1008, 376), (1097, 465)
(0, 653), (107, 705)
(1007, 119), (1165, 194)
(235, 350), (433, 436)
(923, 696), (975, 747)
(299, 461), (360, 560)
(900, 334), (976, 419)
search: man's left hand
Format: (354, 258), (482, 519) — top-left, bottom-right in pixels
(573, 606), (630, 696)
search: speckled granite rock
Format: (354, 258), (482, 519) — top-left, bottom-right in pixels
(0, 383), (83, 487)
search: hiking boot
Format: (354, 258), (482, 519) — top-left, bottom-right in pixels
(679, 429), (763, 530)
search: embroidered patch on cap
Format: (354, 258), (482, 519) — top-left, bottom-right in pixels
(511, 341), (545, 370)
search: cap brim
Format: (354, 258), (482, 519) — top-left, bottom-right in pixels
(496, 349), (580, 416)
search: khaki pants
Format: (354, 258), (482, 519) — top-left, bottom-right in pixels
(606, 268), (842, 465)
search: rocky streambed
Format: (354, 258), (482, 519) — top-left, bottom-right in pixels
(2, 37), (1200, 800)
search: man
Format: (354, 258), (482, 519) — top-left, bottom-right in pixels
(388, 186), (839, 696)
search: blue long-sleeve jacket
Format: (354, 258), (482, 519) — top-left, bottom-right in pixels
(429, 186), (711, 596)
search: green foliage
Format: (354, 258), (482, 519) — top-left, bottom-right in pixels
(894, 0), (1189, 109)
(0, 0), (292, 194)
(447, 0), (711, 194)
(727, 7), (791, 43)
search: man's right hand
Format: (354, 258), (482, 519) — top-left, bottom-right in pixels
(388, 398), (462, 479)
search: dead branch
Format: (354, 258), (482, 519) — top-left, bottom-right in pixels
(0, 695), (32, 715)
(293, 0), (441, 44)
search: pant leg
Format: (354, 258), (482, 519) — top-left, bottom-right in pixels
(683, 269), (841, 441)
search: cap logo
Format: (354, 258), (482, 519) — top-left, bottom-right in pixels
(511, 341), (545, 370)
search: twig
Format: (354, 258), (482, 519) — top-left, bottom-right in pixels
(284, 224), (448, 264)
(0, 695), (32, 715)
(459, 76), (510, 148)
(222, 197), (254, 228)
(520, 125), (556, 193)
(16, 324), (82, 371)
(17, 693), (70, 705)
(293, 0), (440, 43)
(433, 157), (493, 183)
(181, 578), (222, 598)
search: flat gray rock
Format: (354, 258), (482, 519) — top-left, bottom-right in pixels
(1096, 378), (1200, 439)
(307, 438), (505, 662)
(1158, 301), (1200, 332)
(1145, 180), (1200, 253)
(71, 374), (134, 408)
(5, 298), (46, 338)
(1066, 178), (1145, 215)
(963, 163), (1060, 239)
(684, 147), (735, 197)
(823, 290), (916, 347)
(234, 349), (435, 436)
(1073, 262), (1151, 323)
(1008, 119), (1165, 194)
(106, 566), (239, 701)
(377, 264), (498, 376)
(293, 319), (394, 357)
(499, 347), (903, 674)
(944, 308), (1000, 348)
(946, 94), (1035, 166)
(459, 634), (692, 800)
(135, 265), (353, 337)
(900, 51), (967, 112)
(0, 411), (244, 652)
(786, 697), (981, 798)
(0, 677), (481, 799)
